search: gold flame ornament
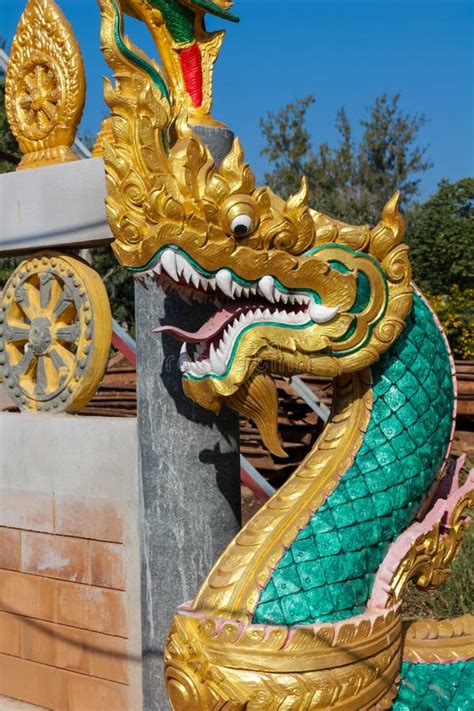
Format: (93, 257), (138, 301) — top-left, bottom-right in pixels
(5, 0), (86, 170)
(122, 0), (239, 126)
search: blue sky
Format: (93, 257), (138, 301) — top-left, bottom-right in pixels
(2, 0), (473, 200)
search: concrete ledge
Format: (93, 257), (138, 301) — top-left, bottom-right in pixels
(0, 413), (137, 500)
(0, 158), (113, 256)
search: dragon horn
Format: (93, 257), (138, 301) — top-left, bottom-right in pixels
(369, 191), (406, 262)
(286, 176), (310, 213)
(284, 177), (316, 254)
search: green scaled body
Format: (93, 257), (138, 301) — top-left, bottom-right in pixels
(394, 661), (474, 710)
(254, 292), (455, 625)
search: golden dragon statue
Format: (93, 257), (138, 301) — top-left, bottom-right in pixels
(98, 0), (474, 707)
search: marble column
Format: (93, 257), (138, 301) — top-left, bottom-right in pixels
(136, 126), (241, 710)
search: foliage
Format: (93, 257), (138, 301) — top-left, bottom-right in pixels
(0, 76), (20, 174)
(407, 178), (473, 360)
(408, 178), (474, 294)
(261, 93), (432, 225)
(92, 247), (135, 332)
(427, 286), (474, 360)
(0, 72), (22, 289)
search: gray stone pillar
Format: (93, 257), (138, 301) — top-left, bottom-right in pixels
(136, 126), (241, 710)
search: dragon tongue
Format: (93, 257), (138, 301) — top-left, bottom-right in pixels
(153, 303), (246, 344)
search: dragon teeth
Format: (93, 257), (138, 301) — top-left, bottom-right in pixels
(161, 249), (179, 281)
(181, 260), (194, 284)
(209, 344), (226, 375)
(191, 360), (211, 375)
(179, 343), (192, 372)
(190, 269), (201, 289)
(185, 303), (340, 379)
(216, 269), (234, 298)
(258, 276), (275, 302)
(222, 329), (231, 345)
(175, 253), (187, 278)
(309, 303), (339, 323)
(143, 250), (339, 331)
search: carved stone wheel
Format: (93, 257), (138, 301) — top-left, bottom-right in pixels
(0, 252), (112, 413)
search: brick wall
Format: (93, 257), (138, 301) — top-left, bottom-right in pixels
(0, 415), (141, 711)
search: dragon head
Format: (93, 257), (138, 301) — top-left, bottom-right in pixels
(100, 0), (412, 455)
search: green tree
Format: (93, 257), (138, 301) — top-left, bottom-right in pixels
(0, 67), (22, 287)
(261, 93), (432, 225)
(92, 247), (136, 332)
(408, 178), (473, 360)
(0, 37), (20, 173)
(0, 78), (20, 173)
(426, 286), (473, 360)
(408, 178), (474, 294)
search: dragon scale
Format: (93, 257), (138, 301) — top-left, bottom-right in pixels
(99, 0), (474, 707)
(253, 293), (455, 625)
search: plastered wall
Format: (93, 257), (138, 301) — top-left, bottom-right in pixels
(0, 414), (142, 711)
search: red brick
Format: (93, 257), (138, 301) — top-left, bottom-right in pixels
(0, 489), (54, 534)
(89, 631), (129, 684)
(56, 581), (127, 637)
(0, 528), (21, 571)
(63, 671), (129, 711)
(0, 570), (56, 622)
(22, 532), (89, 583)
(90, 542), (125, 590)
(0, 653), (59, 709)
(0, 611), (22, 657)
(55, 496), (123, 543)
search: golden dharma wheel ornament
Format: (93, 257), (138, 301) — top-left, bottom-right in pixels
(0, 253), (112, 413)
(5, 0), (86, 170)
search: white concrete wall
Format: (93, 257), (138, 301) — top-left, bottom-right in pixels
(0, 159), (112, 256)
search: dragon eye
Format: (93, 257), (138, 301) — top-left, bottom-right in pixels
(221, 195), (259, 238)
(230, 214), (253, 237)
